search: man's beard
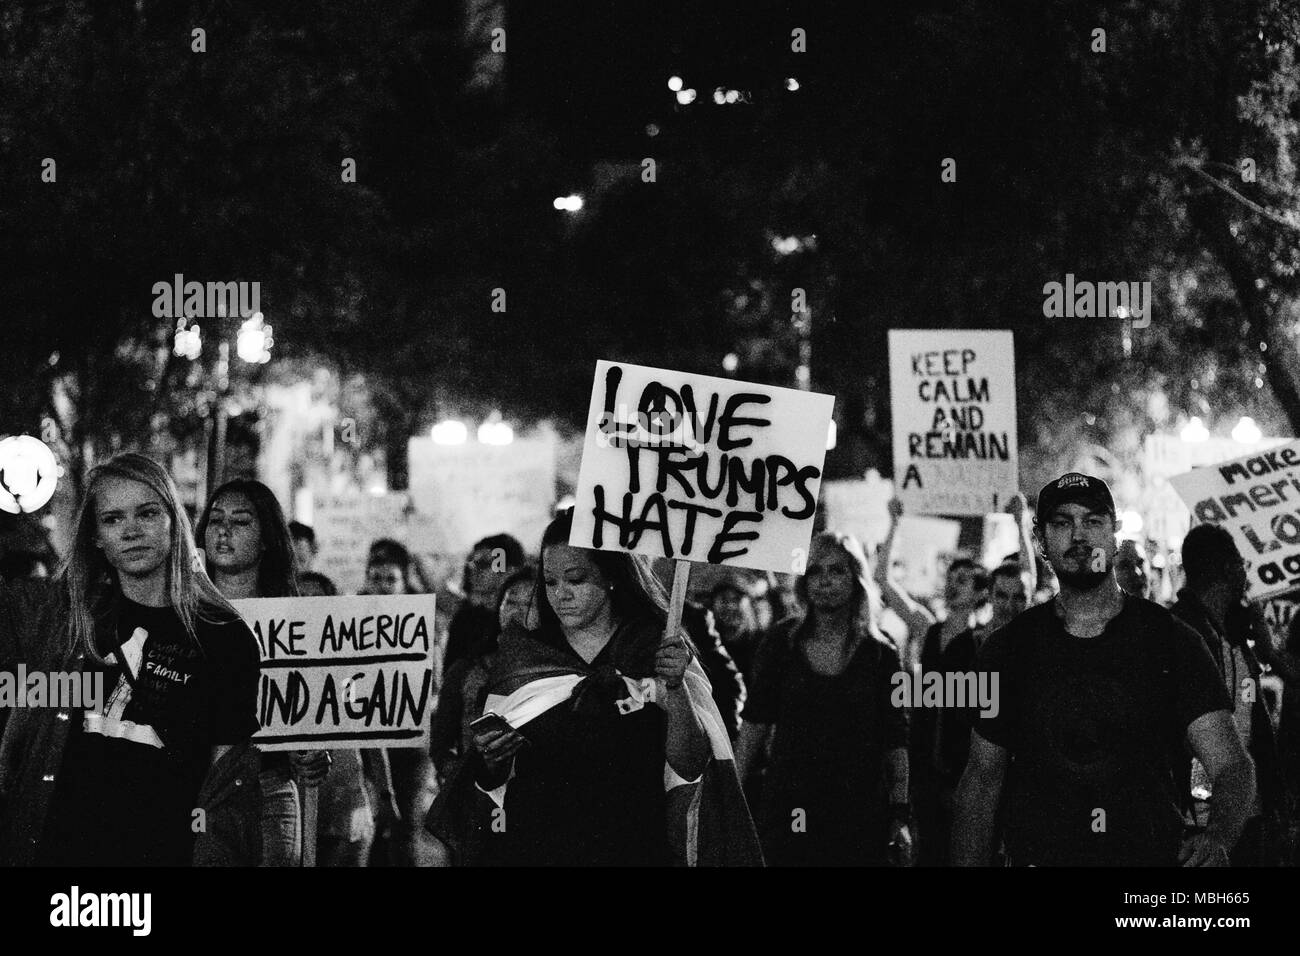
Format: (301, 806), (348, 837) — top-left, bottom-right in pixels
(1055, 567), (1109, 591)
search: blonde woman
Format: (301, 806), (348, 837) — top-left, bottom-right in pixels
(735, 531), (912, 866)
(0, 453), (261, 866)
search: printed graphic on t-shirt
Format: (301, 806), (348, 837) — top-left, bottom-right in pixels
(84, 623), (203, 751)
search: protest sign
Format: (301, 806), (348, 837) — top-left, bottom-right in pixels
(1141, 432), (1290, 550)
(569, 360), (834, 575)
(312, 492), (413, 595)
(231, 594), (436, 751)
(1169, 440), (1300, 600)
(819, 474), (960, 597)
(888, 330), (1018, 516)
(407, 428), (558, 559)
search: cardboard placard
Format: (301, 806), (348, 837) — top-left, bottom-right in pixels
(232, 594), (436, 750)
(1168, 440), (1300, 600)
(889, 330), (1018, 516)
(570, 361), (834, 574)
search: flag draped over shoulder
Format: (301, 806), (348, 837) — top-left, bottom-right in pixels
(426, 619), (763, 866)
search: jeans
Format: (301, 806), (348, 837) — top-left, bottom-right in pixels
(259, 768), (301, 867)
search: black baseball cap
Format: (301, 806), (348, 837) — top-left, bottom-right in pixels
(1035, 473), (1116, 524)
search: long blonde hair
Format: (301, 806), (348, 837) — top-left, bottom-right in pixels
(59, 452), (239, 663)
(794, 530), (887, 652)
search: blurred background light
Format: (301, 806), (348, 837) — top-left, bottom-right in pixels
(431, 420), (468, 445)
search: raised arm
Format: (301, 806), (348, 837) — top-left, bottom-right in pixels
(875, 497), (937, 636)
(1008, 492), (1038, 594)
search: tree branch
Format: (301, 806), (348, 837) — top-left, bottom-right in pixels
(1172, 155), (1300, 234)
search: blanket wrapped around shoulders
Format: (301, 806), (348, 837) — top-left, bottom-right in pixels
(426, 618), (763, 866)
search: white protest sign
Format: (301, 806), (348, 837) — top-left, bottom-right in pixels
(313, 492), (413, 594)
(888, 330), (1018, 516)
(1141, 432), (1290, 549)
(819, 474), (960, 597)
(232, 594), (436, 751)
(407, 429), (557, 559)
(570, 361), (834, 574)
(1168, 440), (1300, 600)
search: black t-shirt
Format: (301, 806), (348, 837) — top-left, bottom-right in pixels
(974, 596), (1231, 866)
(38, 596), (260, 866)
(742, 619), (909, 865)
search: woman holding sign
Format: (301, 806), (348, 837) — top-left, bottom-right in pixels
(735, 531), (913, 866)
(0, 453), (260, 866)
(428, 509), (762, 866)
(197, 480), (331, 866)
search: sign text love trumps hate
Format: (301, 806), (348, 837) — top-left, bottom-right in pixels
(570, 361), (834, 574)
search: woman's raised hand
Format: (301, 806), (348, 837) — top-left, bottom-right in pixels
(655, 633), (691, 690)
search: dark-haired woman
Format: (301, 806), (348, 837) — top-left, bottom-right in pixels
(428, 510), (761, 866)
(0, 453), (261, 866)
(197, 479), (330, 866)
(735, 531), (912, 867)
(431, 564), (536, 788)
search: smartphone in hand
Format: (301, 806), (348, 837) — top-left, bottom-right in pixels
(469, 712), (515, 738)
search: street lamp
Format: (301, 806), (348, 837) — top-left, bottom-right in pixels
(1180, 416), (1209, 443)
(174, 311), (273, 506)
(236, 313), (273, 364)
(477, 411), (514, 446)
(0, 435), (60, 514)
(1231, 416), (1262, 444)
(431, 420), (468, 445)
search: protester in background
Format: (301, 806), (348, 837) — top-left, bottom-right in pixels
(707, 577), (765, 687)
(0, 549), (53, 738)
(367, 538), (437, 594)
(735, 531), (911, 866)
(288, 521), (318, 575)
(0, 453), (261, 866)
(297, 570), (336, 597)
(360, 540), (435, 866)
(954, 473), (1254, 866)
(1268, 614), (1300, 864)
(981, 562), (1031, 644)
(1032, 561), (1060, 606)
(1115, 539), (1151, 599)
(906, 551), (989, 865)
(875, 498), (938, 660)
(1171, 525), (1286, 865)
(750, 573), (796, 632)
(681, 600), (746, 741)
(197, 480), (331, 866)
(907, 559), (1033, 866)
(0, 550), (51, 581)
(431, 564), (537, 786)
(444, 533), (527, 672)
(365, 539), (413, 595)
(428, 510), (761, 866)
(291, 568), (394, 866)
